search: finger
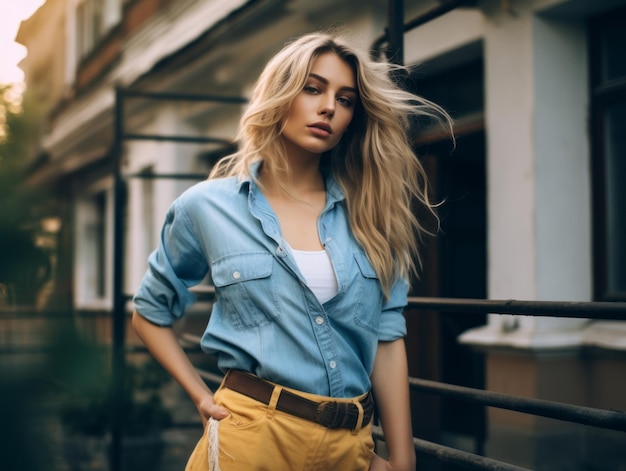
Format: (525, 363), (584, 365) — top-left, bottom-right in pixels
(208, 403), (230, 420)
(368, 453), (387, 471)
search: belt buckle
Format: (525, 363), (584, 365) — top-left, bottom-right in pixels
(316, 401), (351, 429)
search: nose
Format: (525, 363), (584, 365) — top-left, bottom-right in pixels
(318, 95), (335, 117)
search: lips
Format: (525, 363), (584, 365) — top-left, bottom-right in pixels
(308, 122), (332, 134)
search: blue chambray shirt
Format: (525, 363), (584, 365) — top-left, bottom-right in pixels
(133, 165), (408, 398)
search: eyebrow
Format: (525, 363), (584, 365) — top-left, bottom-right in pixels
(309, 73), (358, 94)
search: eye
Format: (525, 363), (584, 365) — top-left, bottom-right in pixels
(337, 96), (354, 107)
(303, 85), (320, 94)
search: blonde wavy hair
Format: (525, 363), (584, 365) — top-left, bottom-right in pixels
(210, 32), (452, 296)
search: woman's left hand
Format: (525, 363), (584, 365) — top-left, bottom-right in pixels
(369, 453), (416, 471)
(368, 454), (391, 471)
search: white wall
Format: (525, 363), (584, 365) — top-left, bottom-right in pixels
(533, 14), (591, 322)
(461, 0), (596, 349)
(404, 8), (484, 66)
(125, 105), (209, 294)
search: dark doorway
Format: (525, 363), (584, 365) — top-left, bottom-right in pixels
(405, 58), (488, 469)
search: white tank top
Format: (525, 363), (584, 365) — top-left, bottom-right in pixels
(288, 245), (338, 304)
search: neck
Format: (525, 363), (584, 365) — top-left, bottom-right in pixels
(261, 146), (325, 197)
(261, 160), (324, 195)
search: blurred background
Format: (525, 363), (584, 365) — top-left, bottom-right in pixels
(1, 0), (625, 470)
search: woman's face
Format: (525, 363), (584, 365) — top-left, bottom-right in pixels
(281, 52), (357, 160)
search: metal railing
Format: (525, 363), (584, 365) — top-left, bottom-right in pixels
(2, 296), (625, 470)
(397, 298), (626, 470)
(178, 292), (626, 470)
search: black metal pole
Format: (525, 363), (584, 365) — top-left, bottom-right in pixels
(110, 86), (126, 471)
(406, 297), (626, 321)
(371, 0), (471, 61)
(387, 0), (404, 65)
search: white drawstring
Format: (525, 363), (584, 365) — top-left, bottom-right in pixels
(208, 418), (221, 471)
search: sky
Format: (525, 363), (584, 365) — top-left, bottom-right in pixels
(0, 0), (46, 85)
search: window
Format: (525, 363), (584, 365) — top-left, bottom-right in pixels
(590, 6), (626, 300)
(75, 0), (121, 61)
(75, 186), (111, 307)
(407, 58), (487, 449)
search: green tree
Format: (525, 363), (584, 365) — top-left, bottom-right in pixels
(0, 84), (53, 306)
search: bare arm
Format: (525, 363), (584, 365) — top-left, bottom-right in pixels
(370, 338), (416, 471)
(131, 311), (229, 425)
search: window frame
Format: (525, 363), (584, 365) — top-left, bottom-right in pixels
(589, 5), (626, 301)
(74, 182), (113, 310)
(74, 0), (121, 62)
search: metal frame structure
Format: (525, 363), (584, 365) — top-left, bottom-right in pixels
(110, 87), (247, 470)
(107, 1), (626, 470)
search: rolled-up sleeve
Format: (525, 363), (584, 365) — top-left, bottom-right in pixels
(377, 276), (409, 341)
(133, 199), (209, 326)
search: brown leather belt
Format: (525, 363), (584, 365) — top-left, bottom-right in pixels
(223, 370), (374, 430)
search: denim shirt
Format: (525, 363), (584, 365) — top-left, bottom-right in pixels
(133, 167), (408, 398)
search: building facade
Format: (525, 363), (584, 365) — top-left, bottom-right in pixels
(17, 0), (626, 469)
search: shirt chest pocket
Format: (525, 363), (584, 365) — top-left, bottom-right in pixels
(210, 253), (280, 330)
(352, 251), (383, 334)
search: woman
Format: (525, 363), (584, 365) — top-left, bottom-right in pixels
(132, 32), (451, 470)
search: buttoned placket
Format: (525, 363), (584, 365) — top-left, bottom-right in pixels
(247, 178), (347, 396)
(316, 210), (347, 395)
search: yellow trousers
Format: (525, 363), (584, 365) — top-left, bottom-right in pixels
(186, 377), (374, 471)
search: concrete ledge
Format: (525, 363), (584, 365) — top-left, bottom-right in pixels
(459, 321), (626, 352)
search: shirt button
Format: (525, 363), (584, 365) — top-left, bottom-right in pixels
(232, 271), (241, 280)
(329, 361), (337, 369)
(315, 316), (324, 325)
